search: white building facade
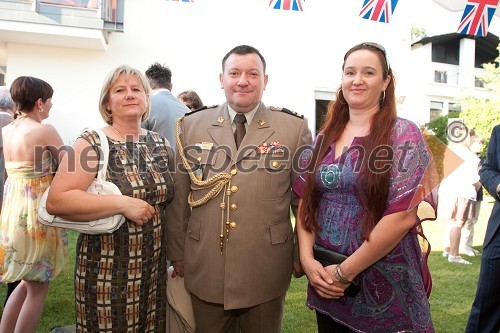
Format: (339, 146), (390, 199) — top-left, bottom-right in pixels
(0, 0), (497, 142)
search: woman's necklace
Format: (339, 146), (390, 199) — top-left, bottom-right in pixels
(110, 125), (143, 141)
(12, 114), (28, 127)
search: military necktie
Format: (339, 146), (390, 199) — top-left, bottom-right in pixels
(234, 113), (247, 149)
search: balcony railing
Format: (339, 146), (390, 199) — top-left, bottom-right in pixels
(41, 0), (98, 9)
(1, 0), (123, 31)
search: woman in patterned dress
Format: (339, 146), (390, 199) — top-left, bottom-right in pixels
(294, 43), (439, 332)
(0, 76), (68, 332)
(47, 65), (174, 332)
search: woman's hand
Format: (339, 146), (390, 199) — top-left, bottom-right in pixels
(121, 197), (156, 225)
(301, 257), (345, 299)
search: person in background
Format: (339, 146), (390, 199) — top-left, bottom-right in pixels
(461, 128), (484, 256)
(142, 62), (189, 152)
(0, 76), (68, 333)
(0, 86), (21, 308)
(46, 65), (175, 332)
(177, 90), (204, 111)
(294, 42), (438, 332)
(442, 129), (480, 265)
(0, 86), (15, 209)
(466, 124), (500, 333)
(167, 44), (312, 333)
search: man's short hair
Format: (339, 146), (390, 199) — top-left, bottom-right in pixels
(221, 45), (266, 73)
(145, 62), (172, 90)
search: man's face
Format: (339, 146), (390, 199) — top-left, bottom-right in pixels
(219, 53), (268, 113)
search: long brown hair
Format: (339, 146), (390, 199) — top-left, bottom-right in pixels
(299, 43), (397, 240)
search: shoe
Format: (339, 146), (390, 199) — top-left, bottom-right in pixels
(448, 255), (472, 264)
(442, 250), (449, 258)
(461, 247), (480, 257)
(461, 247), (476, 257)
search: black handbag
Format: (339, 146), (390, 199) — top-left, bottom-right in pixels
(312, 244), (360, 297)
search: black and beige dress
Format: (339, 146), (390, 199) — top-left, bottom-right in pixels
(75, 130), (174, 332)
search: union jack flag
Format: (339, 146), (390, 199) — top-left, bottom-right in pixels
(269, 0), (304, 11)
(457, 0), (499, 36)
(359, 0), (399, 23)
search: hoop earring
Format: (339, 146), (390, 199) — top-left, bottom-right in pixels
(380, 91), (386, 105)
(337, 89), (347, 105)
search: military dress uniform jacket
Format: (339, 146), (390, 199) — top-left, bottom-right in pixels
(166, 102), (312, 310)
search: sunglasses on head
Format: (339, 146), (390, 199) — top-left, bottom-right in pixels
(359, 42), (390, 71)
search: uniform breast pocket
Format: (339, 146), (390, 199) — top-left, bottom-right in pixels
(256, 156), (292, 201)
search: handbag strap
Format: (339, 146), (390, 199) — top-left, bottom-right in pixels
(94, 129), (110, 183)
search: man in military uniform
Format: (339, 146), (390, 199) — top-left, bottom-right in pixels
(167, 45), (312, 333)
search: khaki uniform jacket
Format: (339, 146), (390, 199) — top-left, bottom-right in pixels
(166, 103), (312, 310)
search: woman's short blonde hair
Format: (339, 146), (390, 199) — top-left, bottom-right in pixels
(99, 65), (152, 125)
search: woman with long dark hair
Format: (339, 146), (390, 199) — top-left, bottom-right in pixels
(294, 43), (439, 333)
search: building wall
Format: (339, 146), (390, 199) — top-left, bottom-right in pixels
(2, 0), (427, 143)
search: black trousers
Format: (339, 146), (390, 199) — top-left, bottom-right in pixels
(316, 311), (354, 333)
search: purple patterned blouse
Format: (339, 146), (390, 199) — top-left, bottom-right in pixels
(293, 118), (438, 333)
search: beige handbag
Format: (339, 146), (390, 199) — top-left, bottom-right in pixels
(37, 129), (125, 234)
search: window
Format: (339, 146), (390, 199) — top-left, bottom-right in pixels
(431, 40), (460, 65)
(40, 0), (97, 9)
(430, 101), (443, 121)
(434, 70), (447, 83)
(315, 99), (330, 134)
(448, 103), (461, 113)
(475, 77), (484, 88)
(0, 66), (6, 86)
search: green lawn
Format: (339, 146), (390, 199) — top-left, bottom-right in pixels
(0, 198), (493, 332)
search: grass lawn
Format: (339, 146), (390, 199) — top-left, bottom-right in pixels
(0, 198), (493, 332)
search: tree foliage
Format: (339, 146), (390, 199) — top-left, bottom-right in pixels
(411, 25), (427, 41)
(423, 113), (460, 145)
(459, 44), (500, 148)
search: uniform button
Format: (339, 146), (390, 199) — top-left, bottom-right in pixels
(231, 185), (238, 193)
(230, 204), (237, 211)
(188, 230), (192, 235)
(272, 161), (279, 168)
(229, 222), (237, 229)
(197, 157), (202, 162)
(230, 168), (237, 175)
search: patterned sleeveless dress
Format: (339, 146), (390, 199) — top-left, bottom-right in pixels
(75, 130), (174, 332)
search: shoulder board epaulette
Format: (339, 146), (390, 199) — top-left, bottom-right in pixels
(185, 104), (218, 117)
(270, 106), (304, 119)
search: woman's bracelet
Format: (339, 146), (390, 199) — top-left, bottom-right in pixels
(335, 264), (352, 285)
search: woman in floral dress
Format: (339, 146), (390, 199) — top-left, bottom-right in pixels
(0, 76), (68, 332)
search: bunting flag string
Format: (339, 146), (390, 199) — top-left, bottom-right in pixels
(269, 0), (305, 12)
(167, 0), (194, 2)
(457, 0), (499, 36)
(359, 0), (399, 23)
